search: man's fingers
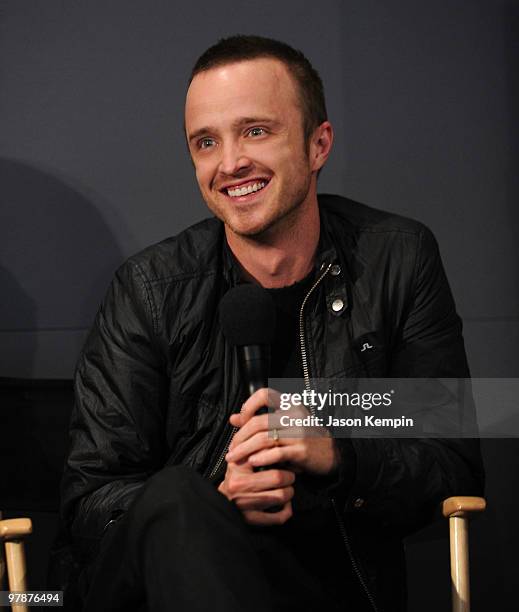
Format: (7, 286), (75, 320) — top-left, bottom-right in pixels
(229, 413), (242, 427)
(239, 388), (281, 424)
(228, 413), (269, 451)
(226, 430), (279, 462)
(248, 446), (293, 468)
(242, 501), (293, 526)
(225, 468), (295, 497)
(233, 486), (294, 511)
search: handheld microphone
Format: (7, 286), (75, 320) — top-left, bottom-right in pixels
(219, 284), (283, 512)
(219, 283), (276, 408)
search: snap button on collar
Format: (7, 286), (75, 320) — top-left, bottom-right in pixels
(332, 298), (344, 312)
(330, 264), (341, 276)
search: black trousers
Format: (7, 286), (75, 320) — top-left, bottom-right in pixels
(81, 465), (366, 612)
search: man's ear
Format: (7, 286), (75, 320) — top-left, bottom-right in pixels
(310, 121), (334, 172)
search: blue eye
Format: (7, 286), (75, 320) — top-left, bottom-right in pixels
(248, 127), (265, 137)
(199, 138), (216, 149)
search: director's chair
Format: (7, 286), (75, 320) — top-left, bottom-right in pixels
(1, 498), (485, 612)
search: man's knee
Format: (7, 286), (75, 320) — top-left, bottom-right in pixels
(128, 465), (236, 526)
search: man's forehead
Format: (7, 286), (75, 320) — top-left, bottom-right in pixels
(185, 58), (300, 123)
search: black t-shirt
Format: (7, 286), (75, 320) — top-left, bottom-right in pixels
(266, 272), (314, 380)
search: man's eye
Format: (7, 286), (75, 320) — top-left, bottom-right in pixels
(198, 138), (216, 149)
(247, 127), (266, 137)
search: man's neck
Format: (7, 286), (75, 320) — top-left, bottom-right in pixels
(225, 201), (320, 289)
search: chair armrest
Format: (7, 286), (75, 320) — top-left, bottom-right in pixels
(0, 519), (33, 540)
(442, 496), (486, 519)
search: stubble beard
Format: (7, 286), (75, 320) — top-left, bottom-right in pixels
(213, 170), (313, 241)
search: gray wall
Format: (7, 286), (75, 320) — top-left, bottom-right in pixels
(1, 0), (517, 380)
(1, 0), (517, 608)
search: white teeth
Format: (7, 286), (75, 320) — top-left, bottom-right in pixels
(227, 181), (266, 197)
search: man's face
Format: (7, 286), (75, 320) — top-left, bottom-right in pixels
(185, 58), (319, 238)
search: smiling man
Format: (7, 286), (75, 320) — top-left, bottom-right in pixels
(186, 58), (319, 232)
(62, 36), (484, 612)
(185, 54), (328, 287)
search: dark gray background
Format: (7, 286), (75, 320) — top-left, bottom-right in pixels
(1, 0), (517, 609)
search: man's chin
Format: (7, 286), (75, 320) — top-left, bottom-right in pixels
(213, 207), (269, 237)
(226, 206), (304, 240)
(205, 204), (265, 236)
(226, 220), (273, 239)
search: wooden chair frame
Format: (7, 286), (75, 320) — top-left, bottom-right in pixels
(0, 512), (32, 612)
(442, 496), (486, 612)
(0, 498), (485, 612)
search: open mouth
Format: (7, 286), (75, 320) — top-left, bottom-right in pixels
(220, 178), (271, 199)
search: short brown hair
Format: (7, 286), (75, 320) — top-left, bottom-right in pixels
(189, 35), (327, 143)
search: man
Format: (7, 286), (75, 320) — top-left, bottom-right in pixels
(62, 36), (484, 611)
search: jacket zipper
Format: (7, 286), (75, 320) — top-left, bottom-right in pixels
(332, 499), (379, 612)
(299, 263), (379, 612)
(209, 424), (237, 480)
(299, 263), (332, 415)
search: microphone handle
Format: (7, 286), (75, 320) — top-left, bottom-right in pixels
(237, 345), (284, 513)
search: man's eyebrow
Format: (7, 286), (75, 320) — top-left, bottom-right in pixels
(232, 116), (279, 128)
(187, 126), (216, 143)
(187, 117), (280, 143)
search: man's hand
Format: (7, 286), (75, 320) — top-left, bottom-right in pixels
(218, 455), (295, 526)
(225, 388), (341, 476)
(218, 388), (341, 525)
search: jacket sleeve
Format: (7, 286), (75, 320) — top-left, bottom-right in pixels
(61, 260), (168, 557)
(336, 226), (484, 535)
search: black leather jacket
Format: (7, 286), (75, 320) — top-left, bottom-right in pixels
(61, 195), (484, 610)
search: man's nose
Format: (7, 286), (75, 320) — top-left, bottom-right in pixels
(218, 141), (252, 176)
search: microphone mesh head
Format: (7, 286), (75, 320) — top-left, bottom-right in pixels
(219, 284), (276, 346)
